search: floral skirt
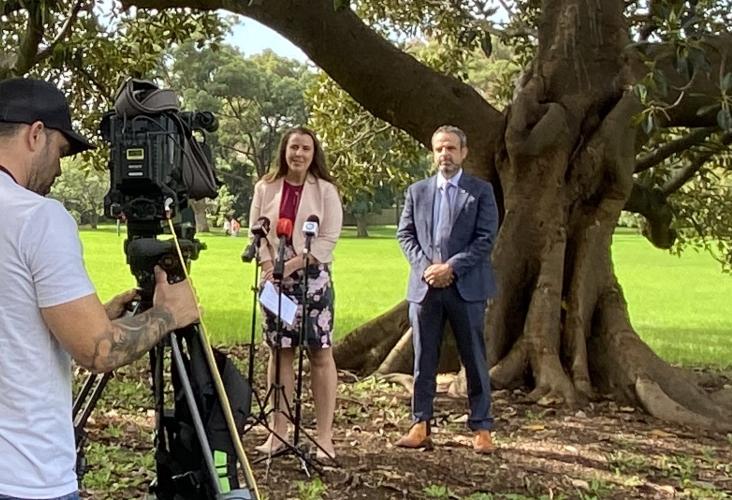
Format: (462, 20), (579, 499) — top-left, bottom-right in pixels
(260, 243), (335, 349)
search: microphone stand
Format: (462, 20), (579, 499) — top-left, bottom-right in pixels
(254, 238), (322, 478)
(247, 246), (260, 390)
(238, 240), (274, 437)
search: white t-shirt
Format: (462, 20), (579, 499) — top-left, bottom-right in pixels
(0, 171), (95, 498)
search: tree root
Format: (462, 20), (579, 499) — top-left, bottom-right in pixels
(489, 337), (529, 389)
(447, 367), (467, 398)
(635, 377), (732, 432)
(379, 373), (414, 394)
(333, 301), (408, 373)
(376, 328), (413, 374)
(592, 287), (732, 432)
(709, 388), (732, 412)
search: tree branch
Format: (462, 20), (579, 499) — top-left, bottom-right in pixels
(626, 34), (732, 127)
(623, 183), (676, 249)
(73, 65), (113, 102)
(661, 131), (732, 196)
(634, 127), (716, 173)
(14, 4), (45, 75)
(123, 0), (505, 179)
(34, 0), (86, 64)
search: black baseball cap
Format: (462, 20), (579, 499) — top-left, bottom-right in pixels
(0, 78), (95, 156)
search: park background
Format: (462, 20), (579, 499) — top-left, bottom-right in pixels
(3, 1), (732, 498)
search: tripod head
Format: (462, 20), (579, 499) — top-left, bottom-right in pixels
(116, 202), (204, 302)
(126, 236), (204, 304)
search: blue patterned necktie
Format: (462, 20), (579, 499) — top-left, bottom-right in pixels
(434, 183), (453, 263)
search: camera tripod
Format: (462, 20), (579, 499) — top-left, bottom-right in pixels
(73, 235), (259, 499)
(240, 245), (336, 478)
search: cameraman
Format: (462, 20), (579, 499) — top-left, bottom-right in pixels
(0, 78), (200, 499)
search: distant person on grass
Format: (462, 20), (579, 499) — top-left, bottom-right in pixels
(0, 78), (199, 499)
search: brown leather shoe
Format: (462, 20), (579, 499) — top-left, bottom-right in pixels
(395, 421), (432, 449)
(473, 430), (495, 454)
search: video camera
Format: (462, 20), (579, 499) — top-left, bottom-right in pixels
(100, 79), (220, 237)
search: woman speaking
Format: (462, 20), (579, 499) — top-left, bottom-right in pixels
(248, 127), (342, 459)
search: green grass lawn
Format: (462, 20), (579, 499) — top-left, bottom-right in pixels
(82, 225), (731, 368)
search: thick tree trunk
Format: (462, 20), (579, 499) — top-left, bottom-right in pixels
(355, 215), (369, 238)
(189, 199), (210, 232)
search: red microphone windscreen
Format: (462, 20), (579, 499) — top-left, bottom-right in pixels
(276, 218), (293, 238)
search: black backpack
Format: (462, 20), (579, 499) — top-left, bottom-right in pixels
(150, 329), (252, 499)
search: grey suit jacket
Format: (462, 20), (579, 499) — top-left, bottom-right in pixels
(397, 172), (498, 303)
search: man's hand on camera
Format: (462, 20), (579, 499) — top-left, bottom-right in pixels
(152, 266), (200, 330)
(104, 289), (139, 320)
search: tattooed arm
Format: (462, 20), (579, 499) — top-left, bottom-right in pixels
(41, 267), (200, 373)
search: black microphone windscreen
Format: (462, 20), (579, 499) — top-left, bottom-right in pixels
(306, 214), (320, 224)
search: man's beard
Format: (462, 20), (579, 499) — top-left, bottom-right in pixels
(438, 161), (460, 177)
(28, 149), (54, 196)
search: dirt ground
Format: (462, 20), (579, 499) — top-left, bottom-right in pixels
(78, 345), (732, 499)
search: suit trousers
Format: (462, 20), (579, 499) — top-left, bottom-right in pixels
(409, 284), (493, 431)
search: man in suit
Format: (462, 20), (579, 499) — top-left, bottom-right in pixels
(396, 125), (498, 453)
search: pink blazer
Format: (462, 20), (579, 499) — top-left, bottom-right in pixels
(248, 174), (343, 264)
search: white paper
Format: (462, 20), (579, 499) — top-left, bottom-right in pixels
(259, 281), (297, 326)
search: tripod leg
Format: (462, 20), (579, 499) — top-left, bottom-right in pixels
(169, 332), (223, 497)
(73, 371), (113, 483)
(72, 372), (98, 417)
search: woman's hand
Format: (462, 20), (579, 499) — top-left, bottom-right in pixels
(283, 255), (305, 277)
(261, 261), (274, 281)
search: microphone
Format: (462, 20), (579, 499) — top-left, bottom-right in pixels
(272, 218), (293, 280)
(302, 215), (319, 255)
(241, 216), (271, 263)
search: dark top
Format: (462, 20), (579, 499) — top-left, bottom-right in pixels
(279, 180), (304, 222)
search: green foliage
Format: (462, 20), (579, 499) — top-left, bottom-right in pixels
(579, 0), (732, 272)
(634, 127), (732, 272)
(355, 0), (496, 76)
(82, 440), (155, 497)
(423, 483), (455, 498)
(607, 450), (650, 474)
(209, 183), (236, 227)
(50, 157), (108, 226)
(167, 42), (312, 217)
(463, 494), (494, 500)
(575, 478), (614, 500)
(656, 454), (697, 482)
(0, 1), (227, 156)
(465, 45), (522, 110)
(306, 72), (430, 221)
(295, 477), (327, 500)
